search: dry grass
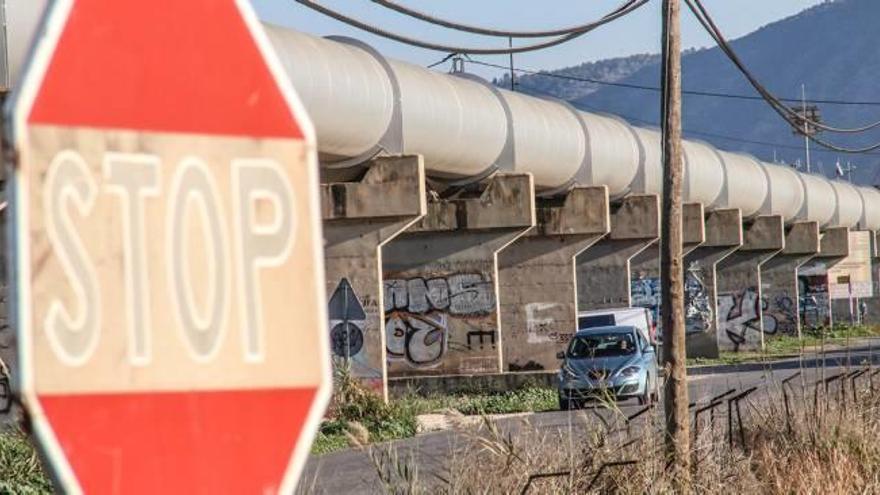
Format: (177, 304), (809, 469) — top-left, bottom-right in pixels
(352, 367), (880, 494)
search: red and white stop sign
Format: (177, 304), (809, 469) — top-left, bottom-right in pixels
(8, 0), (330, 493)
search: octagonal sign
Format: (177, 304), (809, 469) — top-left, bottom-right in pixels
(7, 0), (330, 493)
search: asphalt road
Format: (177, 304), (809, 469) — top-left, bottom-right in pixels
(299, 344), (880, 494)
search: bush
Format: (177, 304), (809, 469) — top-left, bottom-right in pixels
(0, 430), (52, 494)
(363, 367), (880, 494)
(312, 365), (558, 455)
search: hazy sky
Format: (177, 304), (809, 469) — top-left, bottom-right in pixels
(253, 0), (826, 78)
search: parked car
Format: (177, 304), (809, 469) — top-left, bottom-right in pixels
(578, 307), (656, 343)
(556, 325), (659, 410)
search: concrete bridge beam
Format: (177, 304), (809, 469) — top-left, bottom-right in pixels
(799, 227), (849, 329)
(861, 232), (880, 326)
(761, 222), (820, 340)
(321, 156), (427, 398)
(497, 186), (610, 372)
(683, 209), (743, 358)
(382, 174), (535, 377)
(629, 203), (706, 332)
(716, 215), (784, 352)
(576, 194), (660, 311)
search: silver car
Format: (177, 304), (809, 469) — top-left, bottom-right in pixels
(556, 325), (659, 410)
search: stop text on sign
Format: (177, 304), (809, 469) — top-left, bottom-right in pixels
(42, 147), (296, 367)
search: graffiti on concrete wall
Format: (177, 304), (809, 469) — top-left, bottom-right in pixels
(384, 273), (495, 369)
(525, 302), (569, 345)
(718, 288), (763, 351)
(685, 263), (713, 334)
(799, 275), (830, 328)
(631, 263), (714, 337)
(385, 312), (448, 366)
(762, 294), (797, 336)
(631, 276), (660, 325)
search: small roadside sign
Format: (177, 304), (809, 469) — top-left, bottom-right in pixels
(328, 278), (367, 321)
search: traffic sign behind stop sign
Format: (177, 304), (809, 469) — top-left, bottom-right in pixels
(8, 0), (330, 493)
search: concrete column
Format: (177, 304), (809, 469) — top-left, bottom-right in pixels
(760, 222), (820, 340)
(0, 206), (15, 424)
(683, 209), (743, 358)
(799, 227), (849, 329)
(322, 156), (427, 397)
(383, 174), (535, 377)
(829, 230), (873, 326)
(497, 186), (610, 372)
(862, 232), (880, 326)
(716, 215), (784, 352)
(576, 194), (660, 310)
(630, 203), (705, 329)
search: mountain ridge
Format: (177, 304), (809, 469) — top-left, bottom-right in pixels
(503, 0), (880, 185)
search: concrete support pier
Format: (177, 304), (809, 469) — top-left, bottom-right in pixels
(799, 227), (849, 329)
(862, 232), (880, 326)
(760, 222), (820, 339)
(683, 209), (743, 358)
(498, 186), (610, 372)
(716, 215), (784, 352)
(576, 194), (660, 311)
(321, 156), (427, 396)
(629, 203), (705, 330)
(382, 174), (535, 377)
(829, 230), (869, 326)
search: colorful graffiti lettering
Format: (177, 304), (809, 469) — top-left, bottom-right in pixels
(384, 273), (495, 368)
(685, 263), (713, 334)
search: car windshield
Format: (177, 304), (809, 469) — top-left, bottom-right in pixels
(567, 332), (636, 358)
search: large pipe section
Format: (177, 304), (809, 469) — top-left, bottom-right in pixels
(262, 23), (880, 230)
(6, 10), (878, 230)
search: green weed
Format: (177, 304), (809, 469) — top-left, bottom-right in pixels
(0, 430), (52, 494)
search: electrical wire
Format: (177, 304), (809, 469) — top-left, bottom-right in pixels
(294, 0), (649, 55)
(370, 0), (639, 38)
(427, 53), (460, 69)
(686, 0), (880, 141)
(517, 82), (878, 158)
(466, 60), (880, 107)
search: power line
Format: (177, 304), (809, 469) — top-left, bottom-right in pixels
(294, 0), (648, 55)
(466, 59), (880, 108)
(370, 0), (639, 38)
(686, 0), (880, 152)
(513, 82), (880, 158)
(575, 102), (880, 157)
(686, 0), (880, 134)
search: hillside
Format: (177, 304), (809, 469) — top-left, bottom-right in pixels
(494, 53), (659, 102)
(508, 0), (880, 185)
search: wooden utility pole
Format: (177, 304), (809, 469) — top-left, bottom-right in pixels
(660, 0), (690, 488)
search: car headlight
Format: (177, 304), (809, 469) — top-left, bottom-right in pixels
(618, 366), (641, 378)
(559, 365), (579, 381)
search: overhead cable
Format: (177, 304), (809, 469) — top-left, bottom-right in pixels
(686, 0), (880, 139)
(294, 0), (649, 55)
(370, 0), (639, 38)
(466, 60), (880, 107)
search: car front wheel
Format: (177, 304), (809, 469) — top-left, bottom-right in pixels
(637, 375), (654, 406)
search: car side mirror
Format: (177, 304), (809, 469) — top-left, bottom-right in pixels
(644, 344), (656, 354)
(556, 351), (565, 360)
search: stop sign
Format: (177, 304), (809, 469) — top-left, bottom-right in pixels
(8, 0), (330, 493)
